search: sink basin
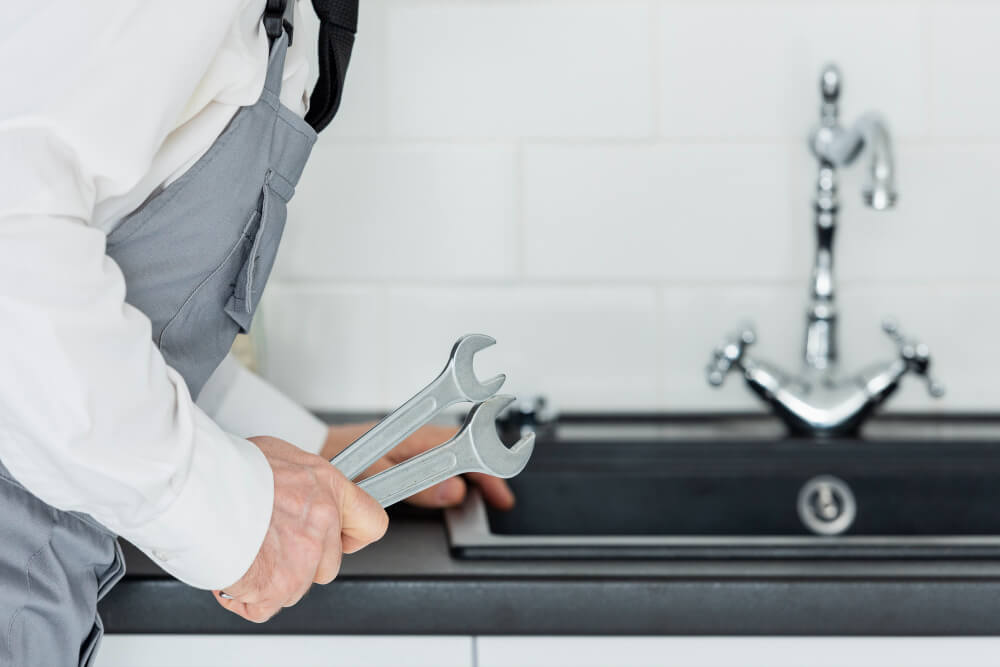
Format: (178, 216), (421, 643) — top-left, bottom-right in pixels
(445, 416), (1000, 559)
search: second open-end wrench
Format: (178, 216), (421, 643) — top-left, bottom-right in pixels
(358, 395), (535, 508)
(330, 334), (505, 480)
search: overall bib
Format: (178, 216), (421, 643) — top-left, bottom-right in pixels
(0, 0), (355, 661)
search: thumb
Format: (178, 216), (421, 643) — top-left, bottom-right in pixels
(337, 478), (389, 553)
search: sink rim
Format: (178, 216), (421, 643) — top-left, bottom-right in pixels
(445, 489), (1000, 560)
(446, 415), (1000, 560)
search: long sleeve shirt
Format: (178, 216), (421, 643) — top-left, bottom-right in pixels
(0, 0), (328, 590)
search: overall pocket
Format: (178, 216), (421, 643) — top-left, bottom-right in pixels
(157, 168), (294, 396)
(224, 169), (295, 333)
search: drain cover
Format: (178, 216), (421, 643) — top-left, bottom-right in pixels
(797, 475), (856, 536)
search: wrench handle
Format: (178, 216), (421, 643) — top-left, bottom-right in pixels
(331, 373), (456, 480)
(357, 447), (461, 508)
(331, 394), (439, 481)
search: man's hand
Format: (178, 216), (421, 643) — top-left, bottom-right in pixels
(214, 436), (388, 623)
(321, 423), (516, 510)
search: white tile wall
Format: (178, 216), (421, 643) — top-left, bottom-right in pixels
(521, 142), (804, 281)
(277, 142), (518, 281)
(929, 3), (1000, 138)
(801, 142), (1000, 283)
(656, 3), (928, 139)
(267, 0), (1000, 413)
(385, 286), (662, 411)
(384, 3), (653, 138)
(257, 284), (387, 410)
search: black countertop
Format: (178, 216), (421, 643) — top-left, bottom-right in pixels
(100, 413), (1000, 635)
(100, 505), (1000, 636)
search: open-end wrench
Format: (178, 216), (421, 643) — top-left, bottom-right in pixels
(330, 334), (506, 480)
(358, 395), (535, 508)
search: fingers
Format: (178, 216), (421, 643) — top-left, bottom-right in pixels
(314, 524), (344, 585)
(214, 592), (280, 624)
(468, 473), (516, 510)
(372, 472), (514, 510)
(356, 422), (516, 509)
(356, 452), (468, 507)
(375, 425), (457, 472)
(403, 476), (468, 508)
(338, 479), (389, 554)
(333, 421), (517, 512)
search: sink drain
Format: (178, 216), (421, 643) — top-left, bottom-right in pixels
(797, 475), (856, 536)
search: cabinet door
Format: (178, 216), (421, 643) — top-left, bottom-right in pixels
(475, 636), (1000, 667)
(97, 635), (472, 667)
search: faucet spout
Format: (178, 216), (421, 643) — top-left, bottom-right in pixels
(816, 106), (898, 212)
(825, 112), (897, 210)
(857, 113), (897, 210)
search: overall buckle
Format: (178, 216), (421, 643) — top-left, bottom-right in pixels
(264, 0), (294, 44)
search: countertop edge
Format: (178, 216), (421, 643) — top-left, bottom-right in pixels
(100, 575), (1000, 636)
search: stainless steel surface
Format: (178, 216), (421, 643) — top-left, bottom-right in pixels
(358, 395), (534, 507)
(330, 333), (505, 479)
(706, 64), (943, 436)
(554, 415), (1000, 441)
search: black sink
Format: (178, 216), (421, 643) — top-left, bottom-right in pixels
(445, 416), (1000, 559)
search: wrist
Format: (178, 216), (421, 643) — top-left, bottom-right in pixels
(123, 424), (274, 590)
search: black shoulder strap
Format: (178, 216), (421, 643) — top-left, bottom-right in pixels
(305, 0), (359, 133)
(264, 0), (358, 134)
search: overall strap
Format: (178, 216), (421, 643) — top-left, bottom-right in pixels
(305, 0), (359, 133)
(262, 1), (293, 95)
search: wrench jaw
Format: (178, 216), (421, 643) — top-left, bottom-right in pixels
(450, 334), (506, 402)
(464, 395), (536, 478)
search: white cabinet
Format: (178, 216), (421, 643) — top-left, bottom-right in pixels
(96, 635), (472, 667)
(474, 637), (1000, 667)
(98, 635), (1000, 666)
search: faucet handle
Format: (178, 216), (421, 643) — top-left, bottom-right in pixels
(819, 63), (841, 125)
(882, 319), (945, 398)
(707, 324), (756, 386)
(820, 64), (841, 103)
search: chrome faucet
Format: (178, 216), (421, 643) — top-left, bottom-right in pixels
(706, 64), (944, 436)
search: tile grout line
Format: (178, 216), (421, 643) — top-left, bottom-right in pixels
(267, 277), (1000, 291)
(921, 0), (935, 136)
(654, 283), (667, 409)
(377, 285), (391, 407)
(514, 141), (526, 280)
(648, 0), (661, 140)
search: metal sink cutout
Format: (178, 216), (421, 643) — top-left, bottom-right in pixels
(446, 417), (1000, 560)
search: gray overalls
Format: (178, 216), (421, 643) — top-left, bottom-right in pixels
(0, 3), (348, 662)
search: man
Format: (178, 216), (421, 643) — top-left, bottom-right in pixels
(0, 2), (512, 664)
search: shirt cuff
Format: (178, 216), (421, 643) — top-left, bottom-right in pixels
(198, 353), (329, 456)
(120, 409), (274, 590)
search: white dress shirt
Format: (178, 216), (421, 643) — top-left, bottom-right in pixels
(0, 0), (329, 590)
